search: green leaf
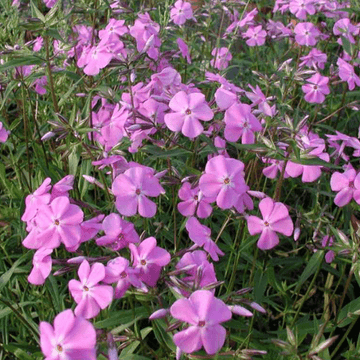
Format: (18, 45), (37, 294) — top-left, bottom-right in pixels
(337, 296), (360, 328)
(30, 0), (45, 22)
(94, 307), (148, 329)
(68, 145), (81, 176)
(0, 56), (44, 72)
(294, 251), (323, 293)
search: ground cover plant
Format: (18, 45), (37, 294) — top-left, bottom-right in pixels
(1, 0), (360, 359)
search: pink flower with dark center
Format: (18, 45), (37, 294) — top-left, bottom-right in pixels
(210, 47), (232, 70)
(244, 25), (267, 46)
(103, 257), (147, 298)
(247, 197), (293, 250)
(294, 22), (321, 46)
(170, 290), (232, 355)
(99, 18), (128, 43)
(96, 213), (139, 250)
(302, 73), (330, 103)
(112, 166), (165, 218)
(199, 155), (247, 209)
(68, 260), (113, 319)
(224, 103), (262, 144)
(186, 217), (224, 261)
(333, 18), (358, 45)
(170, 0), (194, 25)
(177, 182), (214, 218)
(164, 91), (213, 138)
(28, 248), (53, 285)
(22, 196), (83, 251)
(129, 237), (171, 287)
(330, 168), (360, 207)
(337, 58), (360, 91)
(40, 309), (96, 360)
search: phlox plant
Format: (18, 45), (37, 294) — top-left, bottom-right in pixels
(2, 0), (360, 359)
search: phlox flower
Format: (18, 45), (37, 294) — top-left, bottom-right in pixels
(28, 248), (53, 285)
(112, 166), (165, 218)
(244, 25), (267, 46)
(175, 250), (217, 295)
(247, 197), (293, 250)
(262, 158), (289, 179)
(129, 237), (171, 287)
(337, 58), (360, 91)
(68, 260), (113, 319)
(99, 18), (128, 43)
(79, 214), (105, 244)
(224, 103), (262, 144)
(299, 48), (327, 70)
(164, 91), (213, 138)
(302, 73), (330, 103)
(96, 213), (139, 250)
(177, 38), (191, 64)
(170, 290), (232, 355)
(40, 309), (96, 360)
(330, 168), (360, 207)
(199, 155), (247, 209)
(245, 84), (275, 117)
(0, 121), (9, 143)
(186, 217), (224, 261)
(289, 0), (316, 20)
(43, 0), (57, 8)
(22, 196), (84, 251)
(50, 175), (74, 200)
(333, 18), (358, 45)
(170, 0), (194, 25)
(177, 182), (214, 218)
(210, 47), (232, 70)
(103, 257), (147, 298)
(83, 41), (113, 76)
(294, 22), (321, 46)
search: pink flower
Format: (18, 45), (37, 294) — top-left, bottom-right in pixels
(294, 22), (321, 46)
(210, 47), (232, 70)
(40, 309), (96, 360)
(83, 42), (113, 76)
(177, 38), (191, 64)
(43, 0), (57, 8)
(0, 121), (9, 143)
(199, 155), (247, 209)
(177, 182), (214, 218)
(129, 237), (171, 287)
(299, 48), (327, 70)
(103, 257), (147, 298)
(170, 0), (194, 25)
(289, 0), (316, 20)
(164, 91), (213, 138)
(245, 84), (275, 117)
(68, 260), (113, 319)
(302, 73), (330, 103)
(322, 236), (335, 263)
(170, 290), (232, 355)
(186, 217), (224, 261)
(22, 196), (84, 251)
(96, 213), (139, 250)
(33, 36), (43, 52)
(224, 103), (262, 144)
(247, 198), (293, 250)
(337, 58), (360, 91)
(333, 18), (358, 45)
(244, 25), (267, 46)
(28, 248), (53, 285)
(330, 168), (360, 207)
(99, 18), (128, 43)
(112, 166), (165, 218)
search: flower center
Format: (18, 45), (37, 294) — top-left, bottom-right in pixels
(313, 85), (318, 90)
(194, 195), (199, 201)
(223, 177), (230, 185)
(198, 320), (206, 327)
(54, 219), (60, 226)
(264, 221), (270, 227)
(83, 286), (89, 291)
(185, 109), (191, 115)
(57, 345), (63, 352)
(120, 271), (127, 278)
(136, 188), (141, 195)
(140, 259), (147, 266)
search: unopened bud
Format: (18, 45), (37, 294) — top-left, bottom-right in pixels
(107, 333), (118, 360)
(166, 320), (182, 332)
(309, 336), (338, 355)
(228, 305), (253, 317)
(149, 308), (169, 320)
(41, 131), (56, 141)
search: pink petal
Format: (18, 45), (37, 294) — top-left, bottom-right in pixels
(138, 195), (157, 218)
(334, 188), (353, 207)
(246, 216), (263, 235)
(271, 216), (294, 236)
(182, 117), (203, 138)
(169, 91), (189, 112)
(170, 298), (199, 325)
(90, 285), (113, 309)
(39, 322), (55, 357)
(173, 327), (202, 354)
(87, 262), (105, 286)
(257, 228), (279, 250)
(164, 112), (185, 132)
(74, 296), (100, 319)
(115, 195), (137, 216)
(201, 324), (226, 355)
(78, 260), (91, 283)
(259, 197), (275, 221)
